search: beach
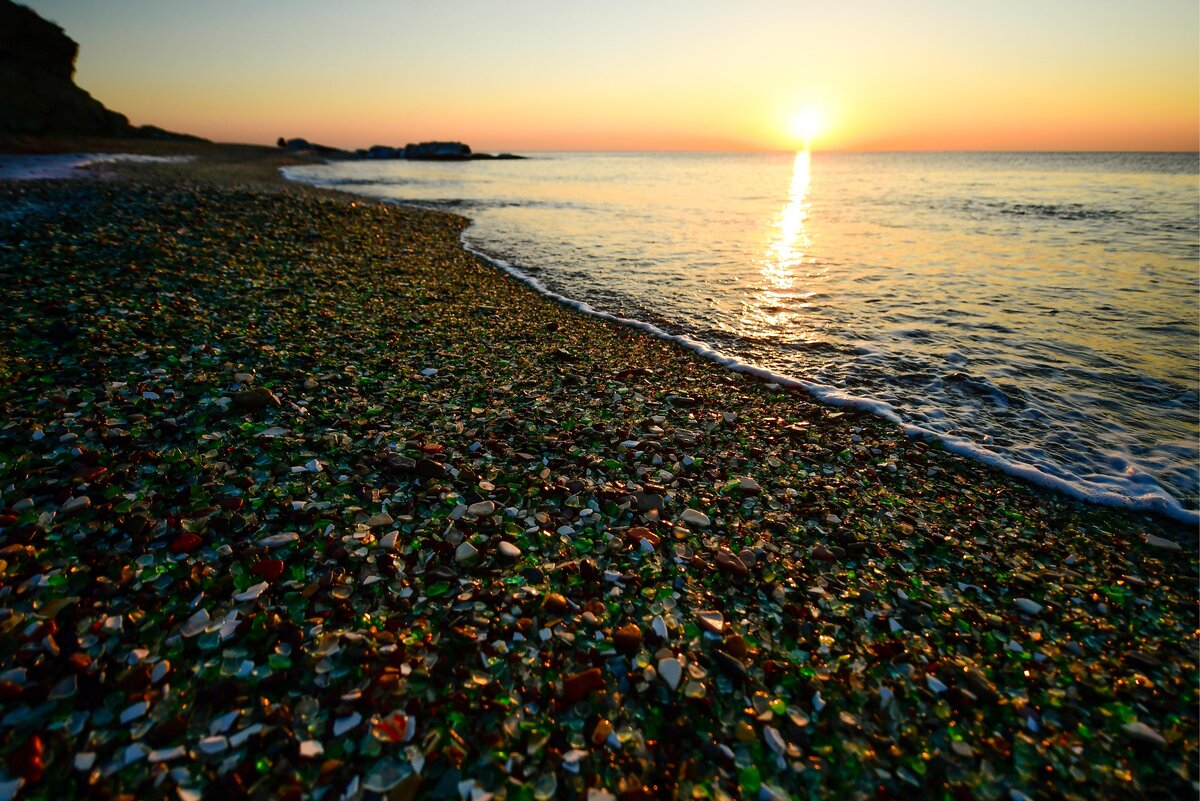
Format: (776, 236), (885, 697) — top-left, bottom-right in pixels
(0, 146), (1195, 800)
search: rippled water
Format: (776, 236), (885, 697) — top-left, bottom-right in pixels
(284, 152), (1199, 522)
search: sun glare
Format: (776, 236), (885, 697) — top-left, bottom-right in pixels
(788, 107), (826, 149)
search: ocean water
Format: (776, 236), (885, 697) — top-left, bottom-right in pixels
(283, 152), (1200, 523)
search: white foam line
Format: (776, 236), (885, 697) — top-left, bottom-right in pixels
(0, 153), (194, 181)
(281, 167), (1199, 527)
(460, 238), (1198, 527)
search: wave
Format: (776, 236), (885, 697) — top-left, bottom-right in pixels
(281, 166), (1199, 527)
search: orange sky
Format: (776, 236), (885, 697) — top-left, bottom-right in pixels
(24, 0), (1200, 152)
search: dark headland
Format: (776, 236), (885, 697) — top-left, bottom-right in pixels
(0, 3), (1195, 801)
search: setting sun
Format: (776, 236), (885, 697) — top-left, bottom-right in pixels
(788, 107), (827, 148)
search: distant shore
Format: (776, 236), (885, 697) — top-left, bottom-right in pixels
(0, 141), (1194, 800)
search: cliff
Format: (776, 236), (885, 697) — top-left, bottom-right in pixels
(0, 0), (203, 140)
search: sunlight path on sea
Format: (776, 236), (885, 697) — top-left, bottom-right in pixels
(743, 150), (824, 344)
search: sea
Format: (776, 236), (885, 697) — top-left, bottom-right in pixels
(283, 151), (1200, 524)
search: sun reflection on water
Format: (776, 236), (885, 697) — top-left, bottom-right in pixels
(743, 150), (824, 341)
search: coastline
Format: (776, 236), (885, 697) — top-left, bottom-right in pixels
(280, 155), (1200, 527)
(0, 145), (1194, 799)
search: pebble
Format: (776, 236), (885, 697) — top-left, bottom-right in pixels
(679, 509), (711, 527)
(196, 736), (228, 755)
(120, 701), (148, 724)
(258, 532), (298, 549)
(763, 725), (786, 755)
(1122, 721), (1168, 748)
(1014, 598), (1043, 615)
(454, 541), (479, 563)
(231, 386), (279, 410)
(651, 615), (669, 641)
(658, 657), (683, 690)
(467, 500), (496, 517)
(333, 712), (362, 736)
(59, 496), (91, 516)
(696, 610), (724, 635)
(734, 476), (761, 495)
(1144, 533), (1181, 552)
(562, 668), (604, 703)
(366, 512), (393, 528)
(714, 549), (749, 580)
(613, 623), (642, 654)
(148, 746), (186, 763)
(233, 582), (269, 602)
(180, 609), (210, 638)
(299, 740), (324, 758)
(498, 541), (522, 559)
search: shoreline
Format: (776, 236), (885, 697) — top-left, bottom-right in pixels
(0, 144), (1194, 799)
(280, 160), (1199, 527)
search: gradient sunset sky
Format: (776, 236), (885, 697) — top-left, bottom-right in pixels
(22, 0), (1200, 152)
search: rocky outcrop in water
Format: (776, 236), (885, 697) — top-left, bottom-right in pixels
(278, 136), (524, 161)
(0, 0), (203, 140)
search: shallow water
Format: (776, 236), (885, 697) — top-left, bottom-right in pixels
(284, 151), (1200, 522)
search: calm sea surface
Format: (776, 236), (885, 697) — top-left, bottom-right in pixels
(285, 152), (1199, 522)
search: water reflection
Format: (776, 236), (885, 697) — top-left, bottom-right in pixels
(743, 150), (821, 339)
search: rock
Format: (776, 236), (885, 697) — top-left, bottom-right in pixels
(252, 559), (285, 581)
(658, 657), (683, 690)
(231, 387), (279, 411)
(734, 476), (761, 495)
(416, 458), (445, 478)
(467, 501), (495, 517)
(679, 509), (710, 528)
(1122, 721), (1167, 748)
(1014, 598), (1042, 616)
(714, 651), (749, 683)
(562, 668), (604, 703)
(59, 495), (91, 516)
(168, 533), (202, 553)
(233, 582), (268, 602)
(543, 593), (569, 614)
(962, 668), (1000, 703)
(651, 615), (668, 641)
(763, 725), (785, 755)
(627, 527), (661, 547)
(333, 712), (362, 736)
(737, 548), (757, 568)
(454, 541), (479, 564)
(715, 549), (749, 580)
(722, 634), (748, 659)
(812, 545), (836, 561)
(366, 512), (393, 528)
(196, 736), (227, 755)
(180, 609), (210, 638)
(635, 492), (664, 512)
(696, 610), (724, 635)
(1125, 651), (1161, 670)
(232, 372), (254, 384)
(298, 740), (324, 758)
(591, 719), (615, 746)
(498, 541), (521, 559)
(1145, 533), (1181, 552)
(259, 532), (298, 549)
(378, 531), (398, 550)
(674, 429), (697, 445)
(613, 623), (642, 654)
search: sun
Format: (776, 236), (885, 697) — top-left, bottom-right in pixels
(788, 107), (826, 148)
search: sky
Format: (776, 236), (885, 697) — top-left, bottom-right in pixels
(22, 0), (1200, 152)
